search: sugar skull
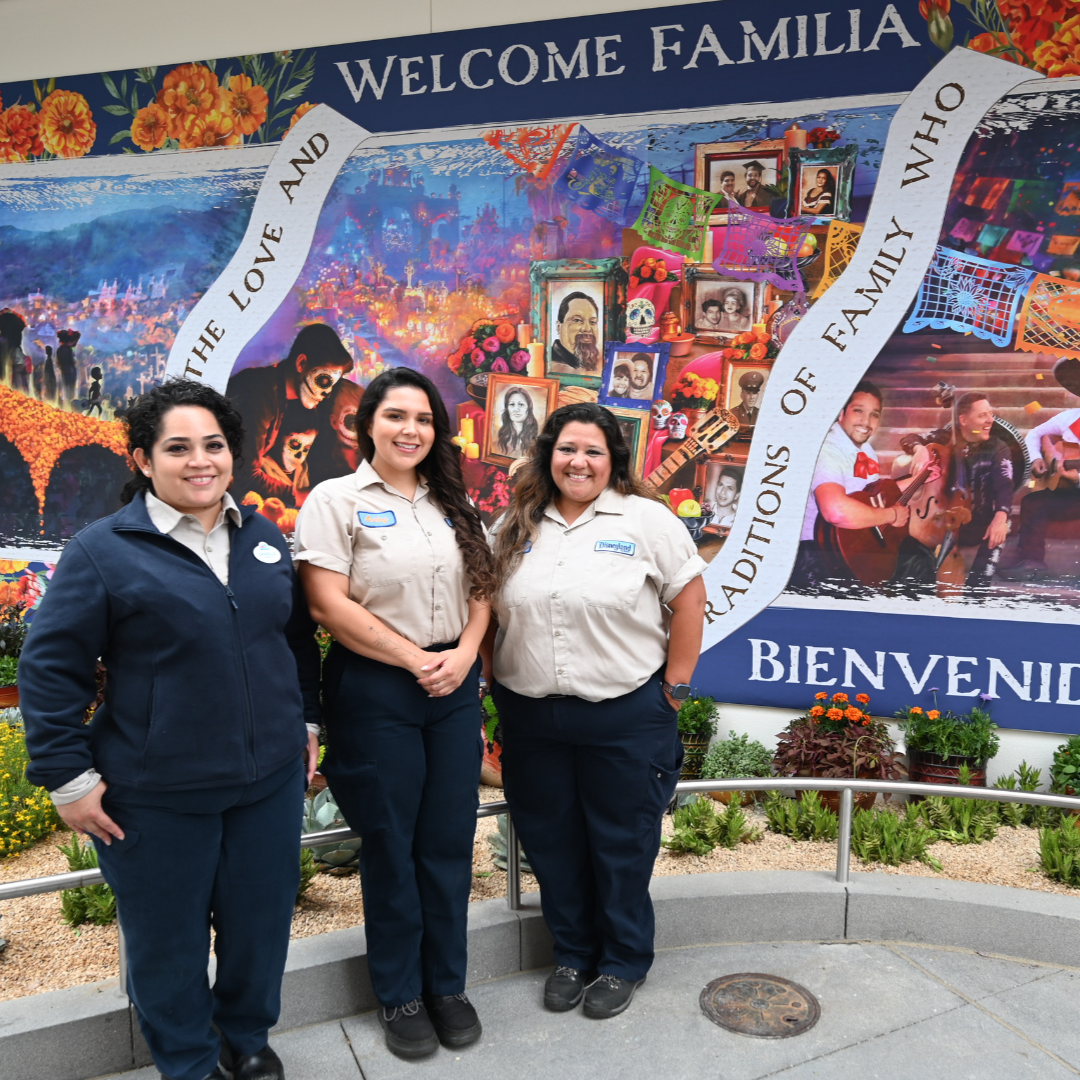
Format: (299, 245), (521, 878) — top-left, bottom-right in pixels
(282, 429), (317, 475)
(651, 399), (673, 429)
(329, 381), (364, 452)
(626, 297), (656, 334)
(668, 412), (689, 440)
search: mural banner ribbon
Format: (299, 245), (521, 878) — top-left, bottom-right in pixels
(700, 47), (1045, 652)
(165, 105), (372, 390)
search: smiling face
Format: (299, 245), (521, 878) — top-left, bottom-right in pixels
(741, 385), (762, 410)
(132, 405), (232, 528)
(838, 391), (882, 447)
(816, 169), (830, 187)
(551, 421), (612, 512)
(724, 292), (741, 314)
(959, 397), (994, 443)
(631, 359), (651, 390)
(367, 385), (435, 477)
(557, 296), (600, 365)
(745, 166), (762, 190)
(716, 473), (738, 509)
(720, 172), (736, 196)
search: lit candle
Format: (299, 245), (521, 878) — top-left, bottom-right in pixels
(784, 121), (808, 153)
(461, 417), (475, 443)
(527, 342), (545, 377)
(452, 434), (467, 450)
(752, 322), (767, 336)
(465, 441), (480, 460)
(516, 322), (533, 346)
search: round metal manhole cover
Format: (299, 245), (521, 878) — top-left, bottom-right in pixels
(700, 973), (820, 1038)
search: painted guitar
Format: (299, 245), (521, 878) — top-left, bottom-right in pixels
(1030, 438), (1080, 491)
(644, 409), (740, 492)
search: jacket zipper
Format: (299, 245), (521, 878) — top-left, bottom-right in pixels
(223, 581), (258, 782)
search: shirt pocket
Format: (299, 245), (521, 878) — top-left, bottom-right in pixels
(581, 552), (648, 610)
(357, 523), (417, 587)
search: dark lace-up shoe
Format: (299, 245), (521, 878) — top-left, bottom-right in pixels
(425, 992), (482, 1047)
(583, 974), (646, 1019)
(378, 997), (440, 1059)
(544, 966), (590, 1012)
(219, 1037), (283, 1080)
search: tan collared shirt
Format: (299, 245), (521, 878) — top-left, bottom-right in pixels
(144, 490), (241, 584)
(293, 459), (470, 648)
(492, 488), (706, 702)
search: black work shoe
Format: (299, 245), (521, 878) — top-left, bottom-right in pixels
(425, 992), (483, 1048)
(378, 998), (440, 1060)
(583, 974), (646, 1019)
(544, 966), (589, 1012)
(226, 1045), (283, 1080)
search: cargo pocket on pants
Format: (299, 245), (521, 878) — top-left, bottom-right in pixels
(641, 759), (681, 831)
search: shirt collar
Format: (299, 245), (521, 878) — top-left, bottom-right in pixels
(354, 458), (430, 501)
(543, 486), (627, 528)
(144, 490), (241, 535)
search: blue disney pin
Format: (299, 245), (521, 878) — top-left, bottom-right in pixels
(358, 510), (397, 528)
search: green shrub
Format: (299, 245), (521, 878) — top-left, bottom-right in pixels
(59, 834), (117, 927)
(0, 717), (62, 857)
(297, 848), (319, 902)
(914, 793), (999, 844)
(763, 789), (839, 842)
(0, 655), (17, 686)
(700, 731), (772, 781)
(662, 795), (759, 855)
(482, 694), (500, 748)
(677, 697), (719, 738)
(994, 762), (1058, 829)
(897, 705), (1000, 762)
(851, 805), (941, 870)
(1050, 736), (1080, 796)
(1039, 820), (1080, 888)
(0, 604), (27, 662)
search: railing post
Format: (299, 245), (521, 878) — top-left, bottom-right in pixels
(117, 920), (128, 997)
(835, 787), (853, 884)
(506, 814), (522, 911)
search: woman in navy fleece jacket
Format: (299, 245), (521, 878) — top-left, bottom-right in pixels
(19, 379), (321, 1080)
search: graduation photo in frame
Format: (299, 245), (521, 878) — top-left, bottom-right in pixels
(482, 373), (560, 468)
(529, 257), (628, 389)
(694, 140), (785, 223)
(684, 266), (764, 343)
(599, 341), (670, 411)
(786, 145), (857, 220)
(603, 405), (650, 479)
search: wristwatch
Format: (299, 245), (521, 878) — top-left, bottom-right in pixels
(661, 680), (692, 700)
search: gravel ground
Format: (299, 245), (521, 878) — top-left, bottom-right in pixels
(2, 791), (1077, 1004)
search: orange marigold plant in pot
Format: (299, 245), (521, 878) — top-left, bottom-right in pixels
(772, 692), (900, 812)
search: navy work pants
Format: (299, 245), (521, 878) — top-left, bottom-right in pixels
(321, 643), (482, 1007)
(493, 676), (682, 982)
(94, 759), (305, 1080)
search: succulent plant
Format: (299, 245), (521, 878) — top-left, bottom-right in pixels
(302, 788), (361, 870)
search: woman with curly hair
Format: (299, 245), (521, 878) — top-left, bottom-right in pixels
(294, 366), (494, 1062)
(20, 378), (321, 1080)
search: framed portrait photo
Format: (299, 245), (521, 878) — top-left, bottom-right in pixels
(482, 373), (560, 469)
(600, 341), (671, 412)
(720, 357), (773, 441)
(684, 266), (764, 343)
(603, 405), (649, 479)
(529, 257), (628, 389)
(785, 145), (857, 221)
(694, 140), (785, 224)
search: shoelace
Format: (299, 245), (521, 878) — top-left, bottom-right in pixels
(592, 974), (623, 991)
(384, 997), (423, 1021)
(555, 966), (582, 980)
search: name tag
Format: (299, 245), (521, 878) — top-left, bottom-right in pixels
(595, 540), (636, 557)
(253, 541), (282, 564)
(358, 511), (396, 528)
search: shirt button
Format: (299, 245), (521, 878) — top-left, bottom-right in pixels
(427, 531), (432, 536)
(206, 544), (213, 552)
(436, 565), (443, 572)
(435, 604), (442, 611)
(557, 561), (564, 566)
(554, 630), (561, 636)
(557, 668), (564, 674)
(551, 592), (559, 599)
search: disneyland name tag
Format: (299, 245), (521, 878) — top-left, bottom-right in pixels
(595, 540), (635, 557)
(358, 511), (396, 528)
(253, 541), (282, 564)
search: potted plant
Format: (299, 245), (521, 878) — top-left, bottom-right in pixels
(0, 603), (28, 709)
(700, 730), (772, 804)
(897, 703), (999, 789)
(668, 372), (719, 427)
(677, 696), (719, 779)
(773, 692), (900, 812)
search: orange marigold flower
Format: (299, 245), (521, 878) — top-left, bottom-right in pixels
(286, 102), (318, 135)
(495, 322), (516, 343)
(158, 64), (220, 123)
(810, 705), (825, 717)
(734, 332), (756, 346)
(814, 692), (828, 700)
(222, 74), (268, 136)
(755, 330), (771, 345)
(826, 708), (843, 721)
(131, 103), (170, 152)
(910, 706), (924, 714)
(928, 709), (941, 720)
(749, 342), (768, 361)
(178, 110), (241, 149)
(968, 31), (1024, 64)
(1033, 17), (1080, 77)
(833, 693), (849, 703)
(844, 706), (862, 721)
(0, 104), (43, 161)
(38, 90), (96, 158)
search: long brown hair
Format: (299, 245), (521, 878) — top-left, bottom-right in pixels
(491, 402), (654, 592)
(356, 367), (495, 600)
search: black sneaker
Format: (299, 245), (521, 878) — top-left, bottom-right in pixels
(378, 998), (440, 1060)
(425, 992), (482, 1048)
(544, 966), (589, 1012)
(583, 974), (645, 1019)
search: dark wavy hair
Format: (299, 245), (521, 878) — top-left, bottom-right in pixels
(491, 402), (655, 592)
(355, 367), (494, 600)
(119, 378), (245, 505)
(497, 386), (539, 456)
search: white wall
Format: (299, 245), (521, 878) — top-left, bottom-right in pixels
(0, 0), (1069, 787)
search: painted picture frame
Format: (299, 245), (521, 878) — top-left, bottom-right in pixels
(599, 340), (671, 412)
(721, 357), (773, 442)
(482, 372), (560, 468)
(785, 145), (857, 221)
(684, 266), (764, 343)
(694, 140), (786, 223)
(604, 405), (650, 479)
(529, 257), (628, 389)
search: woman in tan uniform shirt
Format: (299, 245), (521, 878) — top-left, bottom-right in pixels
(294, 367), (494, 1062)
